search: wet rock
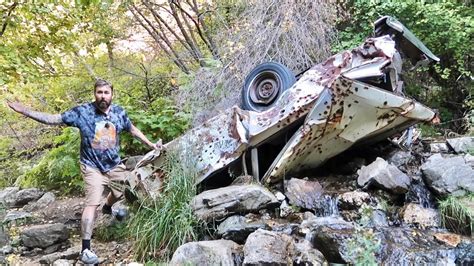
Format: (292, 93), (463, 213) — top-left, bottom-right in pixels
(446, 137), (473, 154)
(170, 240), (242, 265)
(294, 239), (326, 265)
(284, 178), (324, 210)
(0, 187), (19, 208)
(15, 188), (44, 207)
(421, 154), (474, 196)
(434, 232), (461, 247)
(370, 209), (389, 227)
(378, 227), (456, 264)
(401, 203), (440, 228)
(23, 192), (55, 212)
(455, 240), (474, 264)
(430, 142), (449, 153)
(301, 216), (354, 263)
(386, 150), (414, 169)
(191, 185), (278, 222)
(20, 223), (69, 249)
(216, 215), (269, 244)
(243, 229), (295, 265)
(357, 157), (411, 194)
(0, 245), (12, 255)
(3, 210), (32, 224)
(405, 181), (436, 208)
(338, 191), (372, 210)
(39, 246), (81, 264)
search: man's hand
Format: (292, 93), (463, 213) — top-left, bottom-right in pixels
(7, 101), (27, 114)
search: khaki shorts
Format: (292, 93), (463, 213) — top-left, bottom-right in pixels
(80, 163), (129, 206)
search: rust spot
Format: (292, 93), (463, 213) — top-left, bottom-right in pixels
(364, 86), (369, 90)
(383, 101), (388, 105)
(354, 100), (359, 104)
(355, 87), (358, 92)
(348, 104), (352, 108)
(349, 116), (353, 119)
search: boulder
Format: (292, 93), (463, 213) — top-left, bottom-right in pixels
(378, 227), (457, 264)
(386, 150), (414, 169)
(191, 185), (278, 221)
(3, 211), (32, 224)
(217, 215), (269, 244)
(170, 240), (242, 265)
(14, 188), (44, 207)
(23, 192), (55, 212)
(421, 154), (474, 196)
(243, 229), (295, 265)
(464, 154), (474, 168)
(0, 187), (19, 208)
(284, 178), (324, 210)
(338, 191), (372, 210)
(294, 239), (326, 265)
(401, 203), (440, 228)
(300, 216), (354, 263)
(357, 157), (411, 194)
(20, 223), (69, 249)
(446, 137), (473, 154)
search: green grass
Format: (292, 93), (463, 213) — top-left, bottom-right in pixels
(127, 147), (202, 261)
(94, 221), (129, 242)
(438, 194), (473, 236)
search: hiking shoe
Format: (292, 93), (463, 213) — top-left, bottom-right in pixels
(112, 208), (128, 221)
(102, 204), (112, 215)
(80, 248), (99, 264)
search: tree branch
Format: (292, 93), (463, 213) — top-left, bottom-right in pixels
(0, 2), (18, 37)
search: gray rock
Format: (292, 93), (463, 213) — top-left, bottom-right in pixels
(430, 142), (449, 153)
(357, 157), (411, 194)
(191, 185), (278, 222)
(39, 246), (81, 264)
(23, 192), (55, 212)
(0, 187), (19, 208)
(421, 154), (474, 196)
(15, 188), (44, 207)
(447, 137), (473, 154)
(370, 209), (389, 227)
(243, 229), (295, 265)
(378, 227), (456, 264)
(294, 239), (326, 265)
(3, 210), (32, 224)
(301, 216), (354, 263)
(279, 200), (295, 218)
(0, 245), (12, 255)
(20, 223), (69, 249)
(387, 150), (414, 168)
(401, 203), (440, 228)
(170, 240), (242, 265)
(52, 259), (70, 266)
(284, 178), (324, 210)
(217, 215), (269, 244)
(0, 227), (9, 247)
(275, 191), (286, 201)
(338, 191), (372, 210)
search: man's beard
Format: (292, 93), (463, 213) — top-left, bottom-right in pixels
(97, 100), (110, 110)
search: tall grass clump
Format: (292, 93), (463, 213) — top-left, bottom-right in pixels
(127, 147), (201, 261)
(439, 194), (473, 236)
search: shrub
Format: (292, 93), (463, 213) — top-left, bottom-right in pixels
(438, 194), (473, 236)
(127, 146), (202, 261)
(18, 128), (82, 195)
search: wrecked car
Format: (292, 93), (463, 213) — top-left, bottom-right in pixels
(127, 16), (440, 198)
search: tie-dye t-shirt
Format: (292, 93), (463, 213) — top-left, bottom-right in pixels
(61, 102), (132, 172)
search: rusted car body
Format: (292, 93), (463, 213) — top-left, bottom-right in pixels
(127, 17), (439, 197)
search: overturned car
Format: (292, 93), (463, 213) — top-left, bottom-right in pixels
(127, 16), (440, 198)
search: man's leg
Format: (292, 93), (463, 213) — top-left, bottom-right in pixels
(81, 205), (97, 250)
(79, 164), (104, 264)
(103, 164), (129, 220)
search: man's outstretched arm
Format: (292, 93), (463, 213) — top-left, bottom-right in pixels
(7, 101), (64, 125)
(130, 124), (162, 150)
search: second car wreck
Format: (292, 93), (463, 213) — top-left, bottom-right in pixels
(127, 16), (440, 198)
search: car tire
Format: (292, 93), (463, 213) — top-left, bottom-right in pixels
(241, 62), (296, 112)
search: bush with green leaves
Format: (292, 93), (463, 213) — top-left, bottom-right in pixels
(18, 127), (82, 195)
(336, 1), (473, 134)
(127, 147), (202, 261)
(438, 194), (473, 236)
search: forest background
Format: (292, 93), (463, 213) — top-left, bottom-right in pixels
(0, 0), (472, 261)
